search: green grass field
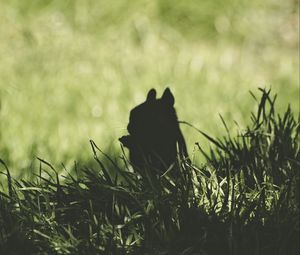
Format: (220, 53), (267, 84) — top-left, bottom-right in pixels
(0, 0), (298, 173)
(0, 1), (299, 254)
(0, 89), (299, 254)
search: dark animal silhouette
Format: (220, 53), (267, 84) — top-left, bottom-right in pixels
(119, 88), (189, 172)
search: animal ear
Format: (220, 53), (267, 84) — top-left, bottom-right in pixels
(146, 88), (156, 102)
(162, 88), (174, 106)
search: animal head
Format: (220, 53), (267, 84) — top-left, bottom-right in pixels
(125, 88), (178, 147)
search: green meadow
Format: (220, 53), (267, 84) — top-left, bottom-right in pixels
(0, 0), (298, 172)
(0, 1), (299, 254)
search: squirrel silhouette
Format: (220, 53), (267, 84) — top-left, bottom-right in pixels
(119, 88), (189, 172)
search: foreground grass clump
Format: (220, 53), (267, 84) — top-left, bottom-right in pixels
(0, 89), (299, 255)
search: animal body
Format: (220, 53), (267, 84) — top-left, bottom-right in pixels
(119, 88), (189, 172)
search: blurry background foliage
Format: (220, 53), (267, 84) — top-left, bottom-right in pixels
(0, 0), (298, 174)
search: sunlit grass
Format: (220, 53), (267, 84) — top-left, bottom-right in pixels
(0, 0), (298, 172)
(0, 89), (298, 254)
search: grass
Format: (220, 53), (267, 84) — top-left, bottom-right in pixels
(0, 0), (299, 172)
(0, 89), (299, 254)
(0, 1), (299, 253)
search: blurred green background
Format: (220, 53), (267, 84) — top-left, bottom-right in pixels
(0, 0), (298, 174)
